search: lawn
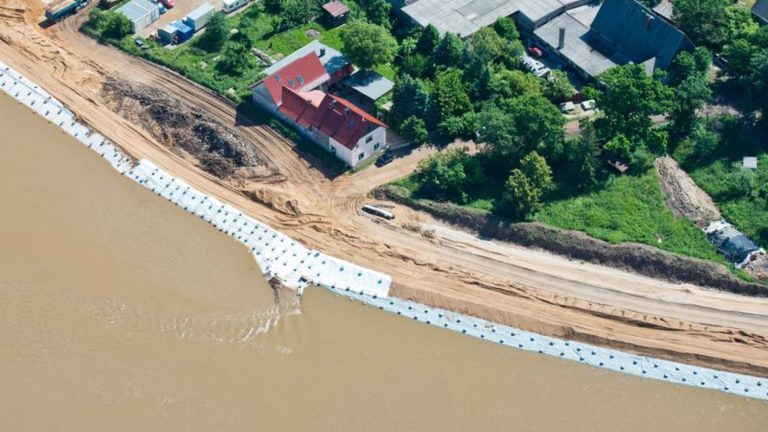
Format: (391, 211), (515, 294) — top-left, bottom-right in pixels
(534, 170), (722, 262)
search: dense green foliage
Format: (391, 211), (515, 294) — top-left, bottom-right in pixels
(340, 20), (397, 69)
(198, 12), (229, 51)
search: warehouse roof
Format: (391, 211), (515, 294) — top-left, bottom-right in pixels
(401, 0), (586, 37)
(117, 0), (156, 21)
(342, 70), (394, 101)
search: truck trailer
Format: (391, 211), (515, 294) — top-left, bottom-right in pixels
(45, 0), (90, 23)
(182, 2), (216, 32)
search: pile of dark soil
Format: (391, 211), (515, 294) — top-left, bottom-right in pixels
(101, 78), (271, 179)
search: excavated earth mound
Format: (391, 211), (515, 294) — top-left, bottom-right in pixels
(101, 78), (274, 179)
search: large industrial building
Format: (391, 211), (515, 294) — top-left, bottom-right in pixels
(401, 0), (693, 80)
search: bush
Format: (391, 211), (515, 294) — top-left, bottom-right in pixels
(400, 116), (428, 145)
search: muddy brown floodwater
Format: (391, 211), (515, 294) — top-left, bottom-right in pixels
(0, 93), (767, 431)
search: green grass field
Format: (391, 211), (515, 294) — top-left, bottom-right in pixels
(534, 170), (722, 262)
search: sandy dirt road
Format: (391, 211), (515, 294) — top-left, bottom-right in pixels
(2, 0), (768, 376)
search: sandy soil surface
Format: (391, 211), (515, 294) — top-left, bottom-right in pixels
(3, 0), (768, 376)
(656, 156), (722, 227)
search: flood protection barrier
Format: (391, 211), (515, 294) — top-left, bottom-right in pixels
(2, 59), (766, 401)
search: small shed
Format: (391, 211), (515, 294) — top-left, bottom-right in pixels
(117, 0), (160, 33)
(322, 1), (350, 24)
(744, 157), (758, 170)
(342, 70), (394, 102)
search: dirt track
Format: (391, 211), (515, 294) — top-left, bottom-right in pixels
(3, 0), (768, 376)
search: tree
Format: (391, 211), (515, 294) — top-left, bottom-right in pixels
(564, 134), (600, 191)
(542, 70), (574, 103)
(669, 47), (711, 86)
(400, 116), (429, 145)
(199, 12), (229, 51)
(359, 0), (391, 28)
(604, 134), (632, 161)
(437, 112), (477, 140)
(416, 24), (440, 56)
(500, 93), (565, 159)
(390, 75), (430, 126)
(593, 64), (673, 153)
(669, 71), (711, 140)
(466, 26), (522, 66)
(341, 20), (397, 69)
(492, 17), (520, 41)
(102, 12), (132, 40)
(417, 149), (470, 201)
(489, 69), (542, 99)
(750, 51), (768, 116)
(279, 0), (319, 29)
(216, 42), (255, 75)
(433, 33), (464, 69)
(520, 151), (553, 193)
(477, 107), (517, 157)
(499, 169), (540, 219)
(462, 56), (492, 101)
(431, 68), (472, 123)
(673, 0), (730, 49)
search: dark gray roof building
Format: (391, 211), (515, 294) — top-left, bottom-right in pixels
(754, 0), (768, 25)
(343, 70), (394, 101)
(588, 0), (693, 73)
(534, 0), (693, 79)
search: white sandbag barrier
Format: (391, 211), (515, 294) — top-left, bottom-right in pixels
(125, 159), (391, 297)
(335, 287), (768, 401)
(0, 61), (134, 175)
(2, 59), (766, 401)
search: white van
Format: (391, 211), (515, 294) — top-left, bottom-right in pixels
(223, 0), (248, 13)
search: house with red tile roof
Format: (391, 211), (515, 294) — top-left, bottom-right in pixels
(252, 42), (388, 168)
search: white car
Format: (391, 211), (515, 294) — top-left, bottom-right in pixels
(580, 99), (596, 111)
(559, 101), (576, 113)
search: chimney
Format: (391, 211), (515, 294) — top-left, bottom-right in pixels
(558, 27), (566, 50)
(319, 47), (326, 57)
(644, 13), (655, 29)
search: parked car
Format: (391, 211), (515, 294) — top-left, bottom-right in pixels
(559, 101), (576, 113)
(527, 45), (544, 58)
(375, 151), (394, 167)
(580, 99), (596, 111)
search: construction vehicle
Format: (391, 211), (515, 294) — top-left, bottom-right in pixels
(45, 0), (90, 23)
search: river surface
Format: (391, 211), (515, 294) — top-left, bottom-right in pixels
(1, 93), (767, 431)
